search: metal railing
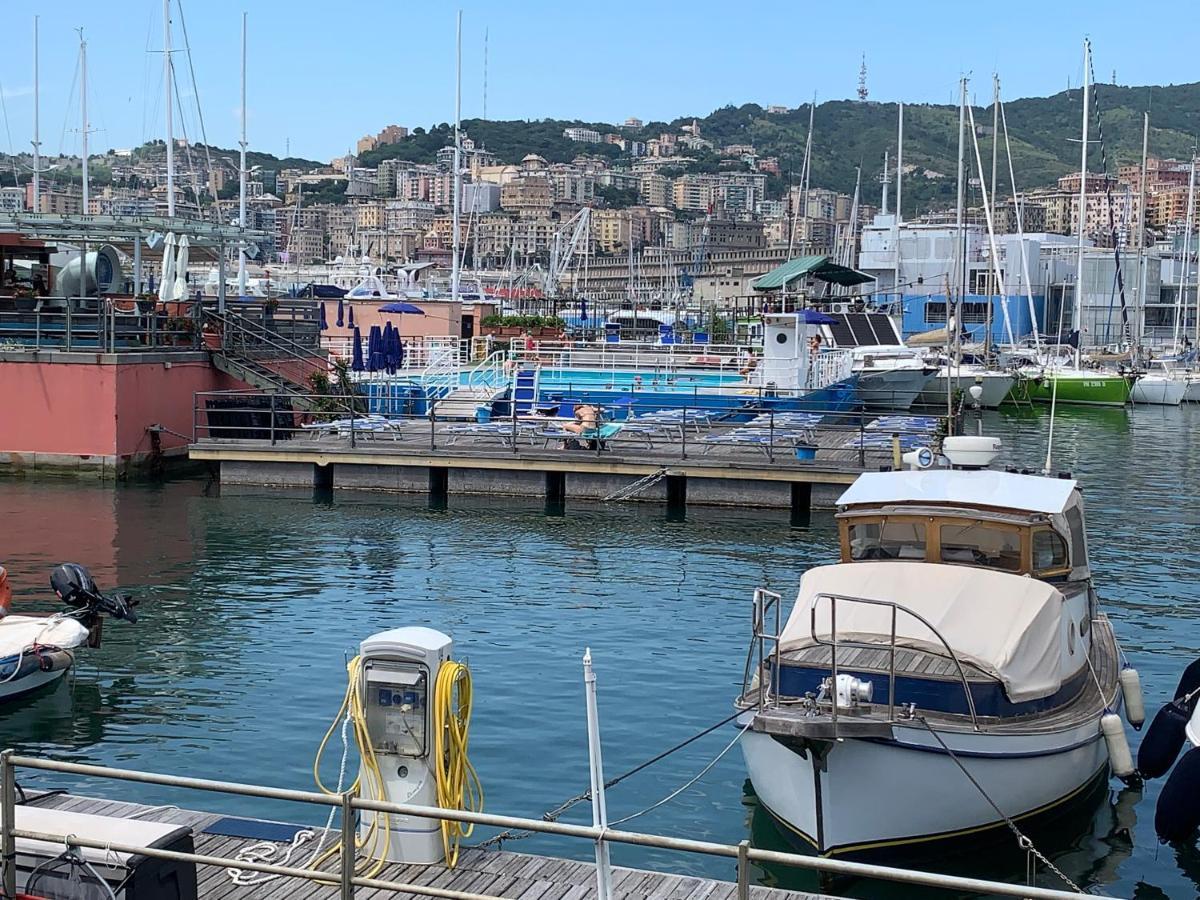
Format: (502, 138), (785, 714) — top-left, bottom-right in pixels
(191, 388), (949, 468)
(0, 752), (1096, 900)
(807, 592), (981, 730)
(0, 296), (201, 352)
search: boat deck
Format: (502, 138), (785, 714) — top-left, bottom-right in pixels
(19, 792), (832, 900)
(748, 616), (1120, 736)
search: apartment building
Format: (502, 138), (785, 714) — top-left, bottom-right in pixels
(500, 177), (554, 217)
(639, 173), (670, 207)
(563, 127), (601, 143)
(386, 200), (436, 232)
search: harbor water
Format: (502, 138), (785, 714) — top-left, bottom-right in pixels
(1, 404), (1199, 898)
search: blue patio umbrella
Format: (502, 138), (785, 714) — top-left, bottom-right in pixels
(390, 328), (403, 375)
(350, 326), (365, 372)
(397, 339), (406, 370)
(348, 305), (355, 327)
(319, 302), (328, 331)
(579, 298), (588, 322)
(378, 301), (425, 315)
(382, 322), (395, 375)
(336, 298), (345, 328)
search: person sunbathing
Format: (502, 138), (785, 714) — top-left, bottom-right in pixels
(562, 404), (599, 437)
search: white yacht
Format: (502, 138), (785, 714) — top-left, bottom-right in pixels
(848, 345), (937, 412)
(917, 363), (1016, 409)
(735, 438), (1138, 858)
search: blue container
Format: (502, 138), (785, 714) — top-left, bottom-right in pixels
(795, 444), (817, 461)
(475, 405), (492, 423)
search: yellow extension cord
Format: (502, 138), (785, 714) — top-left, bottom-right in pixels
(312, 654), (483, 876)
(433, 659), (484, 868)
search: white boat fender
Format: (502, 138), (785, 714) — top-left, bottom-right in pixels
(1120, 667), (1146, 730)
(1155, 745), (1200, 843)
(1136, 699), (1191, 779)
(1101, 712), (1135, 780)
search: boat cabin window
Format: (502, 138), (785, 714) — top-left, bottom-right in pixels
(848, 521), (927, 561)
(1032, 528), (1069, 574)
(938, 523), (1022, 572)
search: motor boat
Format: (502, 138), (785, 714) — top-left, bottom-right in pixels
(0, 564), (137, 702)
(916, 362), (1016, 410)
(1130, 368), (1187, 406)
(735, 437), (1138, 858)
(848, 346), (936, 412)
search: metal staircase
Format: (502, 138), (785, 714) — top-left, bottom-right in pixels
(204, 309), (346, 413)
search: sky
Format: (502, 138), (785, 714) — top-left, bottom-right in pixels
(0, 0), (1195, 164)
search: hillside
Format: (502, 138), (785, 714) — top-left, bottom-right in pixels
(361, 82), (1200, 214)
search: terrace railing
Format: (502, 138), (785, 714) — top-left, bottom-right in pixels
(0, 296), (201, 352)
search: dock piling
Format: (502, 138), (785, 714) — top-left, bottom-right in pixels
(1, 750), (13, 899)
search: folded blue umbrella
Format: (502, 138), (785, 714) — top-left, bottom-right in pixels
(337, 298), (345, 328)
(388, 327), (402, 375)
(367, 324), (382, 372)
(319, 302), (328, 331)
(348, 305), (355, 327)
(350, 326), (365, 372)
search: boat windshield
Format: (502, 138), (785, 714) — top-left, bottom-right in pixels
(938, 522), (1022, 572)
(848, 521), (927, 561)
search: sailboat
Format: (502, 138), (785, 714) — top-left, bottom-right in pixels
(1023, 41), (1134, 408)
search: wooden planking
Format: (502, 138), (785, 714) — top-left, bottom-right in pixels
(24, 793), (833, 900)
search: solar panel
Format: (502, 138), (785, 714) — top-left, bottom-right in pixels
(828, 313), (901, 347)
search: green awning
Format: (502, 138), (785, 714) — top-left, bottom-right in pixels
(753, 255), (875, 291)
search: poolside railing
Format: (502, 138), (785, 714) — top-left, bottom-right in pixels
(191, 388), (950, 469)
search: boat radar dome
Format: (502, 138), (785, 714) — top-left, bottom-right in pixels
(942, 436), (1002, 470)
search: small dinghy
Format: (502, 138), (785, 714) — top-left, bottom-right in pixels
(734, 436), (1143, 858)
(0, 563), (137, 702)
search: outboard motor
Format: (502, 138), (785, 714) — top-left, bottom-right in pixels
(49, 563), (138, 647)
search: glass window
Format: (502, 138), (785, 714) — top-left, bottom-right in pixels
(1033, 529), (1069, 572)
(849, 520), (927, 561)
(939, 523), (1022, 571)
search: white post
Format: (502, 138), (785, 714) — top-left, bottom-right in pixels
(582, 648), (613, 900)
(451, 10), (463, 305)
(31, 16), (40, 213)
(238, 11), (248, 298)
(1074, 40), (1090, 365)
(80, 33), (89, 215)
(164, 0), (175, 218)
(1179, 160), (1195, 352)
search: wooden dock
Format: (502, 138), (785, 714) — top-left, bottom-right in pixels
(20, 792), (832, 900)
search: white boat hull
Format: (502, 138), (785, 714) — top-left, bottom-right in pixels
(1185, 378), (1200, 403)
(918, 369), (1016, 409)
(857, 369), (935, 411)
(0, 664), (69, 701)
(1130, 374), (1186, 406)
(741, 716), (1109, 857)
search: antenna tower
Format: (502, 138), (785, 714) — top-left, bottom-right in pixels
(858, 55), (868, 101)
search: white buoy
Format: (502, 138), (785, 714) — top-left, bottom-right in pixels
(1102, 712), (1135, 779)
(1120, 668), (1146, 730)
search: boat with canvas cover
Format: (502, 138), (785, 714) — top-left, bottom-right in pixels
(0, 564), (137, 702)
(734, 438), (1139, 858)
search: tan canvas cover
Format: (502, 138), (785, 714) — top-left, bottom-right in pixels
(779, 562), (1066, 702)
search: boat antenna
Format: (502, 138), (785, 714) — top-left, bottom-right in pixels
(32, 15), (42, 204)
(1043, 372), (1060, 475)
(1072, 39), (1090, 367)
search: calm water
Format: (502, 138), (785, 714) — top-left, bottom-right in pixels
(1, 404), (1199, 898)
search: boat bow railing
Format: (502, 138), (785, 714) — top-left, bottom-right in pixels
(742, 588), (783, 711)
(809, 592), (980, 732)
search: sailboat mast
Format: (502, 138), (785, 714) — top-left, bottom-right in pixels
(894, 103), (903, 300)
(954, 77), (967, 362)
(1134, 112), (1148, 346)
(989, 75), (999, 350)
(79, 31), (89, 214)
(451, 10), (463, 305)
(1074, 39), (1090, 364)
(164, 0), (175, 217)
(238, 11), (248, 297)
(31, 16), (40, 212)
(1178, 159), (1195, 352)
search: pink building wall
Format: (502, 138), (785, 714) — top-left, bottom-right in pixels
(0, 357), (241, 464)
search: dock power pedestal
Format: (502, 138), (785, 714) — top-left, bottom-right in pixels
(359, 626), (452, 865)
